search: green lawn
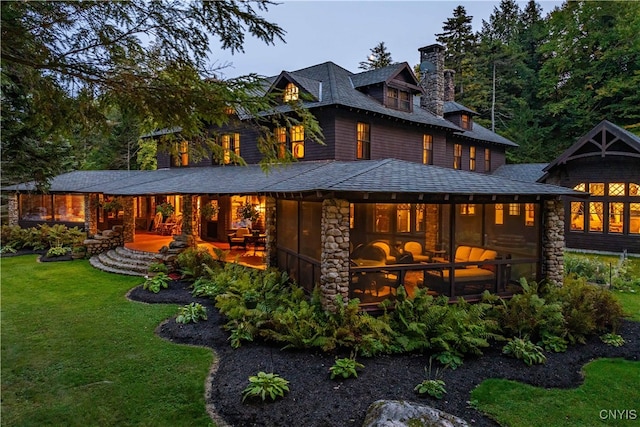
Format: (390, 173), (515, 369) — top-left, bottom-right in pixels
(1, 255), (214, 426)
(471, 358), (640, 427)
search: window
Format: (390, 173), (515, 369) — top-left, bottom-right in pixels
(525, 203), (535, 226)
(387, 87), (410, 111)
(461, 114), (470, 130)
(179, 141), (188, 166)
(283, 82), (298, 102)
(276, 127), (287, 159)
(422, 135), (433, 165)
(460, 204), (475, 215)
(509, 203), (520, 215)
(415, 204), (426, 232)
(495, 203), (504, 225)
(453, 144), (462, 169)
(469, 146), (476, 171)
(630, 203), (640, 234)
(291, 125), (305, 158)
(608, 183), (625, 196)
(573, 183), (586, 192)
(570, 202), (585, 231)
(221, 134), (231, 164)
(233, 133), (240, 157)
(589, 202), (604, 232)
(630, 183), (640, 197)
(609, 202), (624, 233)
(374, 204), (393, 232)
(590, 183), (605, 196)
(356, 122), (370, 160)
(484, 148), (491, 172)
(396, 204), (411, 232)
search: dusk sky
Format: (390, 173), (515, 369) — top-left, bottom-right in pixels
(211, 0), (563, 79)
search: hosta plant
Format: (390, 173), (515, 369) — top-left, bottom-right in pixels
(600, 333), (625, 347)
(143, 272), (170, 293)
(46, 245), (70, 257)
(242, 372), (289, 402)
(502, 337), (547, 366)
(176, 303), (208, 324)
(414, 378), (446, 399)
(329, 357), (365, 380)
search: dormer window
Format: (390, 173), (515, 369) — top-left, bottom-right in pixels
(387, 87), (410, 111)
(461, 114), (471, 130)
(283, 82), (299, 102)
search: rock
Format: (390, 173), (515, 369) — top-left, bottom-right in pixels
(362, 400), (469, 427)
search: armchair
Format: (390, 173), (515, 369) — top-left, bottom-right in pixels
(228, 227), (251, 249)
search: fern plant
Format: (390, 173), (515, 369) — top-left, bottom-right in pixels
(242, 372), (289, 402)
(175, 303), (207, 324)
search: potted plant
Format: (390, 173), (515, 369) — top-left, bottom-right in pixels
(201, 202), (219, 221)
(238, 202), (260, 228)
(102, 197), (124, 217)
(156, 202), (175, 220)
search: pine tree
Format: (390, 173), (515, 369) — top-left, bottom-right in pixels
(436, 5), (477, 94)
(359, 42), (393, 70)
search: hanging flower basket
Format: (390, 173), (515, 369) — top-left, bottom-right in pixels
(238, 202), (260, 222)
(201, 202), (219, 221)
(156, 202), (175, 219)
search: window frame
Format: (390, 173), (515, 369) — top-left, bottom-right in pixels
(469, 146), (476, 171)
(453, 144), (462, 170)
(422, 134), (433, 165)
(356, 122), (371, 160)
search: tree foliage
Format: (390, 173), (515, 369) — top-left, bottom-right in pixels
(436, 5), (477, 94)
(359, 42), (394, 70)
(1, 0), (322, 188)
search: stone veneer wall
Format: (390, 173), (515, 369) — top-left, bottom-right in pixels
(84, 225), (124, 256)
(542, 199), (565, 286)
(122, 197), (135, 243)
(418, 44), (445, 117)
(7, 194), (19, 226)
(320, 199), (351, 312)
(181, 196), (198, 239)
(265, 197), (277, 268)
(85, 194), (99, 235)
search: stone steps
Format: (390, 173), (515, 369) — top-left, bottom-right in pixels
(89, 246), (159, 277)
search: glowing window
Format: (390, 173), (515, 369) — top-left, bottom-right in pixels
(590, 183), (605, 196)
(630, 183), (639, 197)
(573, 183), (586, 192)
(374, 204), (393, 232)
(589, 202), (604, 232)
(233, 133), (240, 157)
(397, 204), (411, 232)
(484, 148), (491, 172)
(291, 125), (304, 159)
(423, 135), (433, 165)
(276, 127), (287, 159)
(608, 183), (625, 196)
(570, 202), (585, 231)
(509, 203), (520, 215)
(461, 114), (470, 129)
(356, 122), (370, 160)
(525, 203), (535, 226)
(283, 82), (299, 102)
(630, 203), (640, 234)
(469, 146), (476, 171)
(453, 144), (462, 169)
(609, 202), (624, 233)
(415, 204), (426, 232)
(221, 135), (231, 164)
(460, 204), (475, 215)
(495, 203), (504, 225)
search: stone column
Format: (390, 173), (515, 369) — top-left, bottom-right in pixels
(181, 196), (198, 238)
(542, 199), (565, 286)
(85, 194), (98, 235)
(418, 44), (445, 117)
(264, 197), (277, 268)
(122, 197), (135, 243)
(320, 198), (351, 312)
(7, 193), (19, 226)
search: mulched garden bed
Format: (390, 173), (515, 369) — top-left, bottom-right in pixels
(128, 280), (640, 427)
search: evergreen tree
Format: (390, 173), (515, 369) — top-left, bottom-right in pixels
(436, 5), (477, 94)
(359, 42), (393, 70)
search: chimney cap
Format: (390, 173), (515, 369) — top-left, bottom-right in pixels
(418, 43), (445, 53)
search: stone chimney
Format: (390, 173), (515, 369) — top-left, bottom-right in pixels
(444, 69), (456, 102)
(418, 44), (445, 117)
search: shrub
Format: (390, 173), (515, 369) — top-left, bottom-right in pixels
(46, 245), (70, 257)
(502, 337), (546, 366)
(329, 357), (364, 380)
(242, 372), (289, 402)
(148, 262), (169, 274)
(564, 253), (610, 284)
(175, 247), (217, 280)
(176, 303), (208, 324)
(143, 273), (170, 293)
(600, 333), (625, 347)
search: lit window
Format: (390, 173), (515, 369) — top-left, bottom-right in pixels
(374, 204), (392, 232)
(397, 204), (411, 232)
(179, 141), (188, 166)
(484, 148), (491, 172)
(233, 133), (240, 157)
(415, 204), (426, 232)
(570, 202), (585, 231)
(509, 203), (520, 215)
(630, 203), (640, 234)
(349, 203), (355, 229)
(422, 135), (433, 165)
(276, 127), (287, 159)
(221, 135), (231, 164)
(630, 183), (639, 197)
(589, 202), (604, 232)
(283, 82), (299, 102)
(495, 204), (504, 225)
(357, 122), (370, 160)
(525, 203), (535, 226)
(460, 204), (475, 215)
(609, 202), (624, 233)
(469, 146), (476, 171)
(609, 183), (625, 196)
(590, 183), (605, 196)
(573, 183), (586, 192)
(291, 125), (305, 158)
(461, 114), (470, 130)
(453, 144), (462, 169)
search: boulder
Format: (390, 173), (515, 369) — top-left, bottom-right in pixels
(362, 400), (469, 427)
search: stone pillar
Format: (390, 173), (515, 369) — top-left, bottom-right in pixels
(85, 194), (99, 235)
(265, 197), (277, 268)
(444, 69), (456, 102)
(418, 43), (445, 117)
(542, 199), (565, 286)
(181, 196), (198, 238)
(320, 198), (351, 312)
(122, 197), (135, 243)
(7, 193), (19, 226)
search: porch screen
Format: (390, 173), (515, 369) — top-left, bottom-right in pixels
(277, 200), (298, 252)
(300, 202), (321, 260)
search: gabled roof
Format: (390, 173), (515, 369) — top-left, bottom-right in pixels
(543, 120), (640, 173)
(350, 62), (421, 92)
(492, 163), (549, 183)
(4, 160), (580, 199)
(268, 71), (322, 102)
(456, 121), (519, 147)
(444, 101), (477, 116)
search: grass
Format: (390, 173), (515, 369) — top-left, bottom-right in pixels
(471, 358), (640, 427)
(1, 255), (214, 426)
